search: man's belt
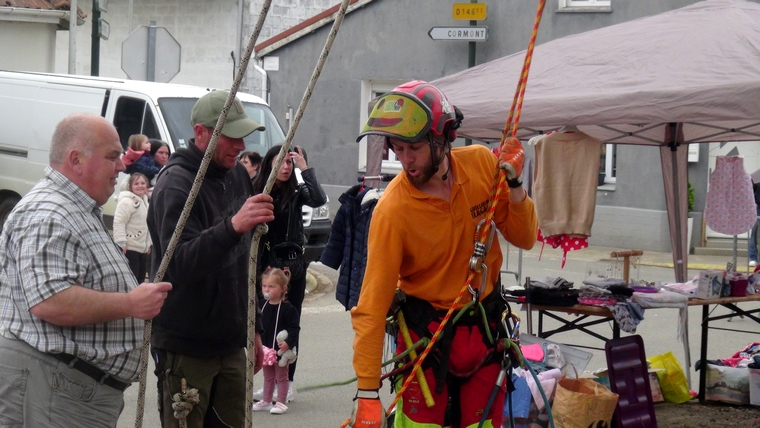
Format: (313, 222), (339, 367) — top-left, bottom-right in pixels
(50, 353), (130, 391)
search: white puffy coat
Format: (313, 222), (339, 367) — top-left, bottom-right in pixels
(113, 190), (151, 253)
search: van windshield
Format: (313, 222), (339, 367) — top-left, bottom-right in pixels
(158, 97), (286, 155)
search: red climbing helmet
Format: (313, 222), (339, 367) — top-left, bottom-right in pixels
(356, 80), (462, 143)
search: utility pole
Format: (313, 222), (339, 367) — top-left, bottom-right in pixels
(68, 0), (77, 74)
(464, 0), (478, 146)
(91, 0), (100, 76)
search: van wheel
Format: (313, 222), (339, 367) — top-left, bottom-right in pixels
(0, 195), (21, 232)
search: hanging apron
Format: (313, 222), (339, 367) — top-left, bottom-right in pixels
(704, 156), (756, 235)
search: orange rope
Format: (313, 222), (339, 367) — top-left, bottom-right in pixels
(385, 0), (546, 417)
(340, 2), (546, 426)
(502, 0), (546, 140)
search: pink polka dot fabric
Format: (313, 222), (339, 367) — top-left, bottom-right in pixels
(704, 156), (756, 236)
(537, 229), (588, 268)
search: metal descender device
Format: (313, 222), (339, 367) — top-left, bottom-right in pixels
(469, 219), (497, 301)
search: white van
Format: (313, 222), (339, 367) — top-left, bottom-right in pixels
(0, 70), (330, 262)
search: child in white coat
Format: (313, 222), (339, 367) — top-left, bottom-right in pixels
(113, 173), (151, 282)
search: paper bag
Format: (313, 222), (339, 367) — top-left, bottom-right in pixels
(551, 375), (618, 428)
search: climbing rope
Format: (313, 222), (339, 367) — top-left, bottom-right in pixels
(133, 2), (274, 427)
(132, 0), (352, 426)
(339, 1), (547, 426)
(246, 0), (352, 426)
(171, 378), (200, 428)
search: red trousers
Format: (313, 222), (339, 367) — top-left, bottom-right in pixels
(395, 320), (505, 428)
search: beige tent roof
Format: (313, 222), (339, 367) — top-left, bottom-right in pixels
(436, 0), (760, 285)
(433, 0), (760, 146)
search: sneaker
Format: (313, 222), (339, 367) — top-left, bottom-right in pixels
(253, 386), (277, 402)
(252, 401), (273, 412)
(270, 402), (288, 415)
(751, 260), (757, 267)
(287, 383), (297, 403)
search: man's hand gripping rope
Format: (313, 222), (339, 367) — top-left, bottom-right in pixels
(499, 137), (525, 189)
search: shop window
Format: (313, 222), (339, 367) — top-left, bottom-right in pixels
(358, 80), (404, 172)
(600, 143), (616, 184)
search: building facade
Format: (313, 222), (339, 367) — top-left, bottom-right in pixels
(29, 0), (760, 252)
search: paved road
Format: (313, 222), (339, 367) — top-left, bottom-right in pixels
(118, 241), (760, 427)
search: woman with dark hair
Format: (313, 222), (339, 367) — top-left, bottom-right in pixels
(239, 150), (262, 180)
(252, 144), (326, 402)
(149, 139), (170, 168)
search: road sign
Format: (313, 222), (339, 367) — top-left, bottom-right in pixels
(122, 24), (181, 83)
(452, 3), (487, 21)
(428, 26), (488, 42)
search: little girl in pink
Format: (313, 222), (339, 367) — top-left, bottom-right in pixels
(252, 267), (300, 415)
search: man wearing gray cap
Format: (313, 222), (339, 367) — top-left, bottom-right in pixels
(147, 90), (275, 427)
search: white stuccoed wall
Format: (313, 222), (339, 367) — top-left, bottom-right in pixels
(54, 0), (333, 94)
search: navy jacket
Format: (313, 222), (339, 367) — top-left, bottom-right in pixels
(125, 153), (161, 181)
(320, 184), (380, 310)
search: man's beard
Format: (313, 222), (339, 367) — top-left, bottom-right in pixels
(406, 159), (437, 187)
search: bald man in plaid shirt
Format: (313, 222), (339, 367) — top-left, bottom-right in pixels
(0, 113), (171, 427)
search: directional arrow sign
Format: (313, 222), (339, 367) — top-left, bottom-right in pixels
(428, 26), (488, 42)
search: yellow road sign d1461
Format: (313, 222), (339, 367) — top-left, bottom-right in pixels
(452, 3), (487, 21)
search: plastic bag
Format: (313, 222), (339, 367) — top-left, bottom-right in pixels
(648, 351), (692, 403)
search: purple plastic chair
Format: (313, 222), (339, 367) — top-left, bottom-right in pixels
(605, 335), (658, 428)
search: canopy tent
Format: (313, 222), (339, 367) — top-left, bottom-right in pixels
(433, 0), (760, 284)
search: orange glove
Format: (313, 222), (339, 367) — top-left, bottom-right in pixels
(348, 390), (387, 428)
(498, 137), (525, 187)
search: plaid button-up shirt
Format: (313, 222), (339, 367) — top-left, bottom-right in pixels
(0, 167), (142, 381)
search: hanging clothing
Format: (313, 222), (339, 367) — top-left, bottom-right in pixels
(705, 156), (756, 235)
(319, 184), (381, 310)
(532, 131), (602, 266)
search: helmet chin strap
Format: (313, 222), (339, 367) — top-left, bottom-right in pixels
(428, 134), (450, 180)
(441, 154), (452, 181)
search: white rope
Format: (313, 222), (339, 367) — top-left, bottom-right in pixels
(133, 2), (274, 427)
(246, 2), (352, 427)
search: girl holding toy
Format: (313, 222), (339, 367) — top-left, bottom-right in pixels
(252, 267), (301, 415)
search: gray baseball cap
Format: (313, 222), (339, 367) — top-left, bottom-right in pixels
(191, 90), (265, 139)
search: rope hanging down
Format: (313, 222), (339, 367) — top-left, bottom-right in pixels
(245, 1), (353, 426)
(132, 2), (275, 427)
(339, 1), (547, 426)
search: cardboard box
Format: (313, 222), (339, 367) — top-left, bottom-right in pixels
(705, 364), (750, 405)
(649, 370), (664, 403)
(696, 270), (724, 299)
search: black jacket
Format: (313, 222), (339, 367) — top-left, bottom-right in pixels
(260, 300), (300, 352)
(147, 141), (261, 356)
(320, 184), (380, 310)
(258, 168), (327, 269)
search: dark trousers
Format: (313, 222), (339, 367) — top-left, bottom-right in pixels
(287, 273), (306, 382)
(152, 347), (246, 428)
(125, 250), (148, 283)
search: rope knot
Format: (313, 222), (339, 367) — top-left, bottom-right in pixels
(172, 378), (200, 421)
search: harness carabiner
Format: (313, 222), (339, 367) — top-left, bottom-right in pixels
(469, 219), (497, 272)
(468, 219), (497, 300)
